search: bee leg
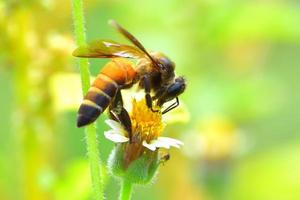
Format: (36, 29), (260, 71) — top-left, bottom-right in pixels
(109, 90), (132, 142)
(162, 97), (179, 114)
(143, 75), (159, 112)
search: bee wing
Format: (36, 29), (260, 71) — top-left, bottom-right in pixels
(72, 40), (147, 59)
(109, 20), (161, 70)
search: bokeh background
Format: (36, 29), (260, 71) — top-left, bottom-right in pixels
(1, 0), (300, 199)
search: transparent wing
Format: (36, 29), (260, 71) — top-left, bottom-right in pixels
(72, 39), (147, 59)
(109, 20), (161, 70)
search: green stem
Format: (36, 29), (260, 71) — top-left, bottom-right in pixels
(119, 179), (133, 200)
(71, 0), (103, 199)
(71, 0), (91, 93)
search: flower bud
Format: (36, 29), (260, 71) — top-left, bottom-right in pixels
(108, 143), (161, 185)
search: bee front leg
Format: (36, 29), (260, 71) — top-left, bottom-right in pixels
(109, 90), (132, 142)
(143, 75), (159, 113)
(158, 76), (186, 114)
(162, 97), (180, 114)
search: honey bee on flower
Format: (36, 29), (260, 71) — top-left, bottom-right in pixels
(73, 20), (186, 128)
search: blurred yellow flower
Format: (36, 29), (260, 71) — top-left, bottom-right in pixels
(49, 73), (86, 112)
(0, 2), (5, 20)
(199, 117), (241, 161)
(183, 116), (244, 161)
(47, 33), (76, 55)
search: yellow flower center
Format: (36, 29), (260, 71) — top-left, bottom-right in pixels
(130, 98), (164, 143)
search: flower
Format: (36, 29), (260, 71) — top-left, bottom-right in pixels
(106, 98), (183, 184)
(183, 116), (244, 161)
(104, 99), (183, 151)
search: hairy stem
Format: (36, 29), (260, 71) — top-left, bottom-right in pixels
(71, 0), (91, 93)
(119, 179), (133, 200)
(71, 0), (103, 199)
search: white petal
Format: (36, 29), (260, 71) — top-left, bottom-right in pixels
(157, 137), (184, 145)
(104, 130), (129, 143)
(142, 137), (181, 151)
(145, 137), (183, 149)
(142, 141), (157, 151)
(105, 119), (127, 136)
(152, 139), (172, 149)
(105, 119), (123, 130)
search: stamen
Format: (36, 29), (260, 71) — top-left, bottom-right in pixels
(130, 99), (164, 142)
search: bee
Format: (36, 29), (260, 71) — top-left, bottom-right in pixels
(73, 20), (186, 130)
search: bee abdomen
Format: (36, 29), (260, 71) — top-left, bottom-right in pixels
(77, 73), (118, 127)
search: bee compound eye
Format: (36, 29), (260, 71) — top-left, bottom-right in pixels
(157, 63), (165, 70)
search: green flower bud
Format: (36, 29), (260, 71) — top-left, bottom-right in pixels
(108, 143), (162, 185)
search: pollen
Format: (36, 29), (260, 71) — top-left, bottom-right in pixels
(130, 98), (164, 143)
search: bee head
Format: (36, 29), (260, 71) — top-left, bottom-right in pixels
(156, 76), (186, 107)
(150, 52), (175, 83)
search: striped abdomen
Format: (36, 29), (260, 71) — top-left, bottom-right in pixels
(77, 58), (136, 127)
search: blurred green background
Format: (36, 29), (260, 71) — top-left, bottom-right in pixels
(1, 0), (300, 199)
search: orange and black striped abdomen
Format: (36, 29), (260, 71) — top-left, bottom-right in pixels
(77, 58), (137, 127)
